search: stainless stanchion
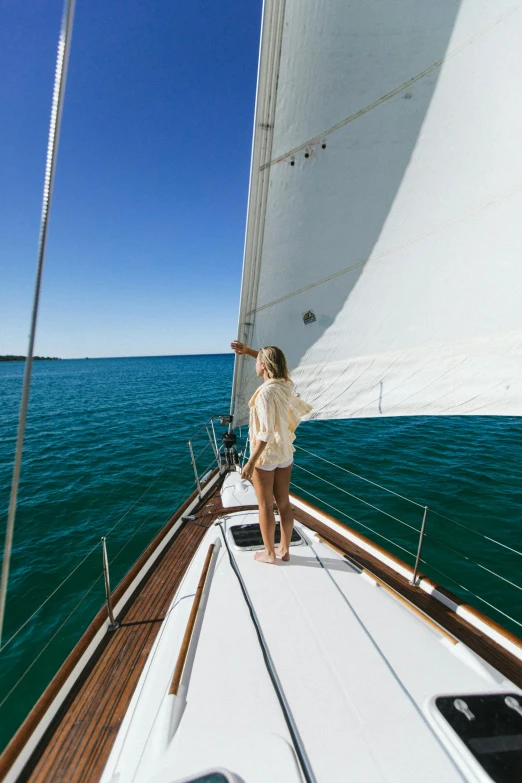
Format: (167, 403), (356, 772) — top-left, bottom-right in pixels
(102, 537), (119, 631)
(410, 506), (428, 586)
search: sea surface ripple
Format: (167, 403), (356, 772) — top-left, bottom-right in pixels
(1, 354), (521, 748)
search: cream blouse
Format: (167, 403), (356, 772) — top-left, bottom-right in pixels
(248, 379), (313, 467)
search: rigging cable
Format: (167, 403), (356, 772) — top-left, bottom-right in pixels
(0, 571), (104, 710)
(294, 445), (424, 507)
(290, 480), (416, 561)
(294, 446), (522, 558)
(0, 0), (76, 644)
(0, 466), (175, 655)
(293, 463), (420, 534)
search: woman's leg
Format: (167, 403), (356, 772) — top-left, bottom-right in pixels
(273, 463), (293, 561)
(252, 467), (277, 564)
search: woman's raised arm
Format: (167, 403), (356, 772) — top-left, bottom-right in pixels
(230, 340), (258, 359)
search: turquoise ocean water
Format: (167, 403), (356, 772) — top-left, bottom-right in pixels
(1, 354), (521, 749)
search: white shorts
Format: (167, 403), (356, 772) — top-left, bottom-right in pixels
(257, 457), (293, 472)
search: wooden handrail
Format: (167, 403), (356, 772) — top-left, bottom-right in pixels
(169, 543), (215, 695)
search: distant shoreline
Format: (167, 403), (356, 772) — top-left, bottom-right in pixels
(0, 355), (61, 362)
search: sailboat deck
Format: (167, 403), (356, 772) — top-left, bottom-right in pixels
(4, 472), (522, 782)
(100, 503), (522, 783)
(9, 483), (226, 783)
(291, 502), (522, 690)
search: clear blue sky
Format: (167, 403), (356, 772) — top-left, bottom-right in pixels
(0, 0), (262, 358)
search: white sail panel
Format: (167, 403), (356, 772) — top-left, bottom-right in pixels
(233, 0), (522, 423)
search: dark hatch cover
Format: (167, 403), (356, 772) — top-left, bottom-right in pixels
(436, 693), (522, 782)
(230, 522), (301, 549)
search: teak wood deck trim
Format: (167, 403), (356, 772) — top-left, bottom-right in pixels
(2, 470), (521, 782)
(0, 472), (222, 783)
(290, 500), (522, 689)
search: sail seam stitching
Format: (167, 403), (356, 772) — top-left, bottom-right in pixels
(247, 180), (522, 316)
(261, 1), (522, 170)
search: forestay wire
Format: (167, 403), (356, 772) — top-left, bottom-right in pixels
(0, 0), (76, 644)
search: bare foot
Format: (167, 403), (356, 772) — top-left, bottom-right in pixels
(275, 547), (290, 562)
(254, 549), (276, 564)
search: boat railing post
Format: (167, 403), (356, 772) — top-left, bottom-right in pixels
(206, 423), (218, 464)
(101, 537), (119, 631)
(209, 418), (220, 464)
(188, 440), (202, 499)
(410, 506), (428, 586)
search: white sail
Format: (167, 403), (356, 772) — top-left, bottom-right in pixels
(233, 0), (522, 424)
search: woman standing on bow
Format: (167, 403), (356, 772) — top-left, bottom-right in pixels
(231, 340), (312, 564)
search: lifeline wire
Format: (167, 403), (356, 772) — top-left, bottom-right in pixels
(0, 571), (104, 710)
(294, 462), (522, 593)
(429, 508), (522, 559)
(290, 480), (416, 560)
(293, 462), (420, 534)
(294, 445), (424, 507)
(0, 466), (172, 655)
(291, 483), (522, 630)
(0, 540), (100, 655)
(0, 0), (76, 644)
(294, 445), (522, 558)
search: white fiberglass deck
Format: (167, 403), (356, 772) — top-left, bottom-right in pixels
(101, 511), (519, 783)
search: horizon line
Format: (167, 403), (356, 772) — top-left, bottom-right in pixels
(0, 351), (234, 361)
(65, 352), (233, 360)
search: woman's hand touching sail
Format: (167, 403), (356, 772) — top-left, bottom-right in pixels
(230, 340), (258, 358)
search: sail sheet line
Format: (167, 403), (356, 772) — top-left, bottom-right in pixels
(260, 1), (522, 171)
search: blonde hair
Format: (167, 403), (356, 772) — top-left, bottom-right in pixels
(258, 346), (290, 380)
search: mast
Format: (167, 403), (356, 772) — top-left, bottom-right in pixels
(230, 0), (286, 423)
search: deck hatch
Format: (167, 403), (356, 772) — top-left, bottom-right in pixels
(229, 522), (303, 550)
(436, 693), (522, 782)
